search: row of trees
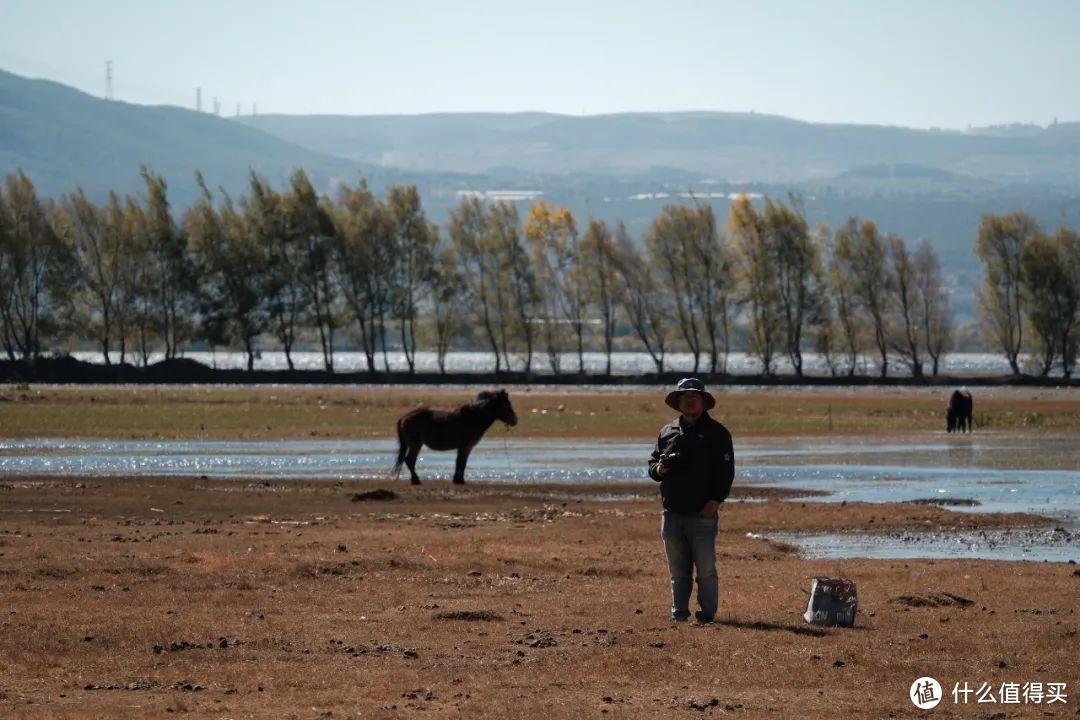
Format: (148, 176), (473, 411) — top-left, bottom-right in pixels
(975, 212), (1080, 376)
(1, 168), (1076, 377)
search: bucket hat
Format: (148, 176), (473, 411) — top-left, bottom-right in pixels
(664, 377), (716, 411)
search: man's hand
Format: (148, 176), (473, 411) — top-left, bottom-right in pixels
(655, 461), (671, 477)
(699, 500), (719, 517)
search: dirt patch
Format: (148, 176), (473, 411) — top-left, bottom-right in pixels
(434, 610), (504, 622)
(907, 497), (982, 507)
(892, 591), (975, 608)
(351, 489), (398, 501)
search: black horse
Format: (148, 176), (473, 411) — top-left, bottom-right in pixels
(393, 389), (518, 485)
(946, 390), (974, 433)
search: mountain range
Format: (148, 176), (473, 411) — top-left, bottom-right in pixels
(2, 67), (1079, 321)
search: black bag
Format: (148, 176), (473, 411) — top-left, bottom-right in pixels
(803, 577), (857, 627)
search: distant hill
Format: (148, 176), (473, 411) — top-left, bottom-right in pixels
(0, 69), (363, 207)
(239, 111), (1080, 190)
(4, 68), (1080, 326)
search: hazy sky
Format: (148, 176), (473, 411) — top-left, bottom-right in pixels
(2, 0), (1078, 128)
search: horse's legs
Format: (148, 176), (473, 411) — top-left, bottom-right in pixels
(404, 442), (423, 485)
(453, 445), (473, 485)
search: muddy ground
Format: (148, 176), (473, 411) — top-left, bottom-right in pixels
(1, 475), (1077, 719)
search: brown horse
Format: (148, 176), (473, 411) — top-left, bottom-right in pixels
(393, 389), (518, 485)
(946, 390), (974, 433)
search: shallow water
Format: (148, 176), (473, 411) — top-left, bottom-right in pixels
(2, 433), (1077, 561)
(69, 350), (1040, 377)
(765, 528), (1079, 563)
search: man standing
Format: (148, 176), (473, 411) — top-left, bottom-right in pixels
(648, 378), (735, 623)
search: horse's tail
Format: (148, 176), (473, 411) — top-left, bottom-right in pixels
(392, 416), (407, 478)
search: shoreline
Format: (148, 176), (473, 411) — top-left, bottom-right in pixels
(3, 356), (1078, 387)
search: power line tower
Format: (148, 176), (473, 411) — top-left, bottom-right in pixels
(196, 87), (202, 112)
(105, 60), (113, 100)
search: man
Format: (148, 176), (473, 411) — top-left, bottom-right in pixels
(648, 378), (735, 623)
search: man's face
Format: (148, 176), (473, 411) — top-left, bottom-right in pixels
(677, 391), (704, 417)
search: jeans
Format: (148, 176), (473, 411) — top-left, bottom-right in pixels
(661, 510), (718, 620)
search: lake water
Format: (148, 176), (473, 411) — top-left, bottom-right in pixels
(69, 350), (1041, 377)
(2, 433), (1077, 563)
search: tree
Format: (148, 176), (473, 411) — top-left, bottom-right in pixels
(430, 239), (464, 374)
(386, 185), (436, 374)
(449, 196), (506, 374)
(141, 168), (195, 360)
(913, 240), (952, 376)
(614, 223), (667, 372)
(975, 212), (1039, 375)
(56, 189), (123, 364)
(1061, 229), (1080, 377)
(648, 205), (705, 373)
(524, 200), (580, 374)
(283, 170), (337, 372)
(184, 175), (269, 371)
(330, 179), (393, 374)
(0, 172), (71, 360)
(1021, 228), (1080, 376)
(578, 218), (620, 375)
(728, 196), (780, 374)
(686, 202), (730, 375)
(246, 174), (300, 370)
(834, 218), (892, 377)
(826, 221), (862, 375)
(488, 202), (536, 374)
(887, 235), (924, 378)
(765, 197), (820, 377)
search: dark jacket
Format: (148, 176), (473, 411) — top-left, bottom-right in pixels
(648, 411), (735, 515)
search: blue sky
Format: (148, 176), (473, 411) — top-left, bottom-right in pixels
(2, 0), (1078, 128)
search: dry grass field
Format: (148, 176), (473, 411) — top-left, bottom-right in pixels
(2, 384), (1079, 440)
(1, 384), (1078, 718)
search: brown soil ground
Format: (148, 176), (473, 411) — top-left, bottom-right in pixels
(1, 475), (1077, 719)
(2, 386), (1078, 717)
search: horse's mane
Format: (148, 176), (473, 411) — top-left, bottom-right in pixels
(467, 390), (501, 411)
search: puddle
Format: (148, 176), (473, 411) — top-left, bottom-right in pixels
(765, 527), (1080, 563)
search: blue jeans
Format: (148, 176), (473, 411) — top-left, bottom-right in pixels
(661, 510), (718, 620)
